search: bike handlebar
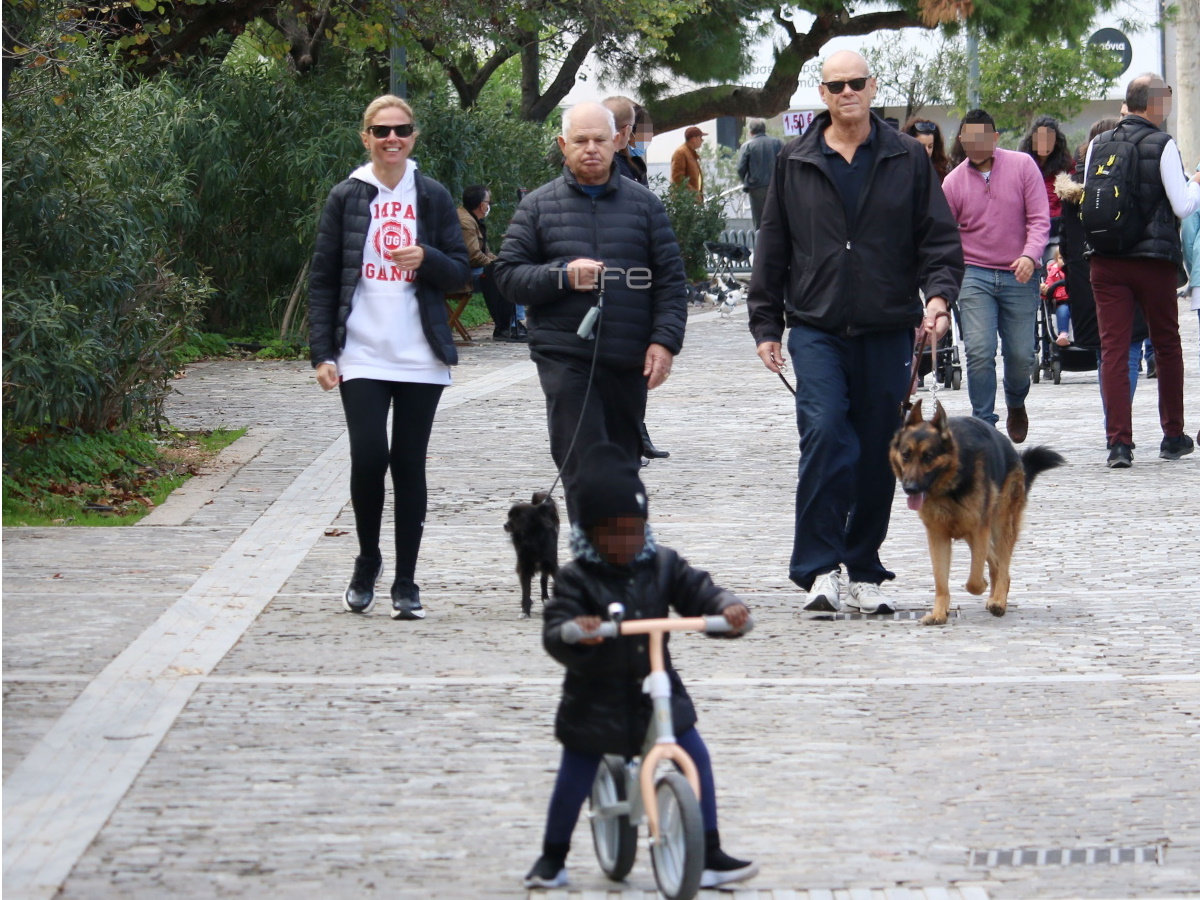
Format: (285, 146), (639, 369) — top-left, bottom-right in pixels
(559, 614), (753, 645)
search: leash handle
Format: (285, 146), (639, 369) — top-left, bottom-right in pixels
(901, 309), (951, 416)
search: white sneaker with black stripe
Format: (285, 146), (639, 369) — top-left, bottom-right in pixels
(803, 568), (844, 611)
(845, 580), (895, 614)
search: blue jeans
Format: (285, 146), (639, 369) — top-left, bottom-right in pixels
(958, 265), (1040, 425)
(786, 324), (911, 589)
(1054, 302), (1070, 337)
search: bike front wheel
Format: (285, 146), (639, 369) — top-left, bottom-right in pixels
(590, 755), (638, 881)
(649, 771), (705, 900)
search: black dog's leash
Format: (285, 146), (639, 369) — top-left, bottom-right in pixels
(539, 288), (605, 505)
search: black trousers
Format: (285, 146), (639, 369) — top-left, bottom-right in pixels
(338, 378), (443, 582)
(480, 262), (517, 332)
(535, 353), (647, 524)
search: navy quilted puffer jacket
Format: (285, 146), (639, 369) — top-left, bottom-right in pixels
(492, 164), (688, 371)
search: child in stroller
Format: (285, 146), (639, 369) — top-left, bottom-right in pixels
(1042, 247), (1070, 347)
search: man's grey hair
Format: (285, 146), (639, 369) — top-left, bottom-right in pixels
(748, 118), (767, 135)
(561, 104), (617, 139)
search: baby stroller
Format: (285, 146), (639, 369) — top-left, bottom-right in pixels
(1035, 211), (1101, 383)
(917, 303), (964, 391)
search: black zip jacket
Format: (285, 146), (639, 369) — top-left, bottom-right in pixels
(747, 111), (963, 343)
(308, 170), (471, 368)
(543, 545), (741, 757)
(492, 164), (687, 372)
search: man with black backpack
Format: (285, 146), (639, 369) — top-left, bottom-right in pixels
(1083, 74), (1200, 468)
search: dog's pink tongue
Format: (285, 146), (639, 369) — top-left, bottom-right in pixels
(907, 492), (926, 511)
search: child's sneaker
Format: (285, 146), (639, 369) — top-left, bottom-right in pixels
(702, 831), (759, 887)
(701, 846), (759, 888)
(523, 855), (568, 889)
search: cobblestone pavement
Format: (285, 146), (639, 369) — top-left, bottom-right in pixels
(4, 303), (1200, 900)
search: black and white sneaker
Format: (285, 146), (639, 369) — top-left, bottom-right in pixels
(390, 579), (426, 620)
(700, 847), (759, 888)
(523, 855), (568, 889)
(342, 556), (383, 613)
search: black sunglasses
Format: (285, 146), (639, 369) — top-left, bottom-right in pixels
(821, 77), (869, 94)
(912, 121), (938, 134)
(367, 123), (415, 138)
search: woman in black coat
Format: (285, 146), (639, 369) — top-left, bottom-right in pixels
(308, 95), (469, 621)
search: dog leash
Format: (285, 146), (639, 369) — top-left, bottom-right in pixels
(900, 309), (951, 417)
(539, 288), (605, 505)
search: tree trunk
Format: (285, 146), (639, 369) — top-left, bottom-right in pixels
(262, 2), (332, 75)
(1176, 0), (1200, 174)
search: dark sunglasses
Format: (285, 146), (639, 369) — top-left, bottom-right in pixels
(912, 121), (938, 134)
(367, 123), (415, 138)
(821, 77), (869, 94)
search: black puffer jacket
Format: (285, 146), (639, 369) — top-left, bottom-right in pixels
(493, 164), (687, 372)
(748, 111), (963, 343)
(543, 538), (741, 757)
(308, 170), (470, 367)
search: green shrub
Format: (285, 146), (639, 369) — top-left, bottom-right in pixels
(3, 59), (212, 433)
(655, 178), (727, 281)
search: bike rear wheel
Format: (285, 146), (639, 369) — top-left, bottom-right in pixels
(590, 756), (638, 881)
(649, 772), (704, 900)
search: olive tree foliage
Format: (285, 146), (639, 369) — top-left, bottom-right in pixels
(940, 33), (1125, 132)
(862, 33), (959, 122)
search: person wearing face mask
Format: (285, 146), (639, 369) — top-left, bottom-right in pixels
(943, 108), (1050, 445)
(627, 104), (652, 185)
(602, 96), (669, 461)
(458, 185), (526, 342)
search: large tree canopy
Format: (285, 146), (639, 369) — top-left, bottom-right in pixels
(5, 0), (1122, 128)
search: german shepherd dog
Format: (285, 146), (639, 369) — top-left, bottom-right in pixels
(889, 399), (1065, 626)
(504, 492), (559, 618)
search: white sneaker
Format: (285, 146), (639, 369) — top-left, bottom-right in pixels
(803, 569), (844, 611)
(845, 581), (895, 614)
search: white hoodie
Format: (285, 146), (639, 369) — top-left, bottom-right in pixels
(337, 162), (451, 386)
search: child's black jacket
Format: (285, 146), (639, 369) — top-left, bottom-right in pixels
(543, 546), (740, 757)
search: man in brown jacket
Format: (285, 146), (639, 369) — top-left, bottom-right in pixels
(458, 185), (526, 341)
(670, 126), (706, 198)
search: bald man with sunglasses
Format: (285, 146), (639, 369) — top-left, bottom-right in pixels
(747, 50), (963, 616)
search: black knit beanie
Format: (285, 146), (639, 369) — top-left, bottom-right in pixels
(572, 443), (648, 530)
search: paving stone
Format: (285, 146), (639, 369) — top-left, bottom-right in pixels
(4, 302), (1199, 899)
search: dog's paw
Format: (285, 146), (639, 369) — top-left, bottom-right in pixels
(920, 612), (948, 626)
(964, 577), (987, 596)
(985, 600), (1007, 617)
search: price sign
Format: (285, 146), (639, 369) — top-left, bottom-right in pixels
(782, 110), (816, 136)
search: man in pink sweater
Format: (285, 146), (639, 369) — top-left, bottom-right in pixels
(943, 109), (1050, 443)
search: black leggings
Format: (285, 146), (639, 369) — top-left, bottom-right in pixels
(338, 378), (443, 581)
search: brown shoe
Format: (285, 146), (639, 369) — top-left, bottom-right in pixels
(1007, 406), (1028, 444)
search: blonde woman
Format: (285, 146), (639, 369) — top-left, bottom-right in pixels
(309, 95), (469, 620)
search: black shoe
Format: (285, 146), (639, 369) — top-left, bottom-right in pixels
(523, 855), (568, 889)
(702, 831), (759, 888)
(493, 329), (519, 343)
(343, 555), (383, 613)
(1160, 433), (1194, 460)
(640, 423), (670, 459)
(509, 324), (530, 343)
(1146, 357), (1157, 379)
(390, 579), (426, 620)
(1107, 442), (1133, 468)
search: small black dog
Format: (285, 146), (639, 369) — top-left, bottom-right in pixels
(504, 491), (559, 618)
